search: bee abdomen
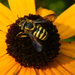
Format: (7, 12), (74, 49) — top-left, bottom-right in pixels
(40, 30), (48, 40)
(33, 25), (48, 40)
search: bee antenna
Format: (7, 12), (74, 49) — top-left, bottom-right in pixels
(17, 15), (21, 21)
(17, 14), (19, 19)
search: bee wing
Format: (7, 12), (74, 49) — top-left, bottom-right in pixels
(34, 14), (57, 24)
(28, 32), (42, 52)
(34, 19), (49, 24)
(43, 14), (58, 22)
(32, 39), (42, 52)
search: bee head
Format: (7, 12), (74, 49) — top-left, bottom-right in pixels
(25, 20), (35, 31)
(19, 19), (35, 32)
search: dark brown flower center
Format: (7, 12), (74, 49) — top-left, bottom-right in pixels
(5, 14), (61, 69)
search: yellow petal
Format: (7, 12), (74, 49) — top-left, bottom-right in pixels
(0, 54), (11, 62)
(56, 24), (75, 40)
(0, 31), (6, 39)
(0, 41), (7, 51)
(6, 63), (21, 75)
(53, 4), (75, 39)
(12, 0), (29, 17)
(53, 61), (72, 75)
(55, 53), (75, 74)
(30, 67), (37, 75)
(0, 40), (6, 47)
(0, 21), (8, 32)
(18, 66), (27, 75)
(0, 11), (12, 27)
(0, 37), (7, 57)
(49, 62), (63, 75)
(54, 4), (75, 25)
(0, 33), (7, 57)
(36, 7), (55, 17)
(35, 69), (45, 75)
(0, 55), (13, 67)
(0, 58), (13, 68)
(0, 3), (16, 23)
(60, 41), (75, 52)
(8, 0), (36, 19)
(19, 67), (37, 75)
(60, 41), (75, 57)
(25, 67), (31, 75)
(64, 15), (75, 30)
(0, 58), (16, 74)
(0, 49), (7, 57)
(8, 0), (21, 19)
(25, 0), (36, 14)
(60, 49), (75, 57)
(42, 66), (55, 75)
(59, 53), (75, 68)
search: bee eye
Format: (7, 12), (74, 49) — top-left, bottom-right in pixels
(26, 22), (33, 29)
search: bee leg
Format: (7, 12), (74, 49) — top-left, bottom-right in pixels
(16, 32), (23, 36)
(19, 35), (27, 38)
(16, 32), (27, 38)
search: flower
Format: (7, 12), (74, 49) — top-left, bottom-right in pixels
(0, 0), (75, 74)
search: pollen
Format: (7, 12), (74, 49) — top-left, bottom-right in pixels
(5, 14), (61, 69)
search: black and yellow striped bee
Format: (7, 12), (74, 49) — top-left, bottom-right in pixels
(17, 14), (57, 52)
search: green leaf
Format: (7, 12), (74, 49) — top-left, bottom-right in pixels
(62, 36), (75, 42)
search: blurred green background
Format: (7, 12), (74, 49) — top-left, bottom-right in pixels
(0, 0), (75, 42)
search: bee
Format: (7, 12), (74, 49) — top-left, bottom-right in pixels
(17, 14), (57, 52)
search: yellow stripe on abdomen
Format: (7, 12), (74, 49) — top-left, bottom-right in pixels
(33, 31), (36, 36)
(41, 31), (48, 40)
(36, 27), (42, 38)
(39, 29), (45, 39)
(33, 25), (40, 36)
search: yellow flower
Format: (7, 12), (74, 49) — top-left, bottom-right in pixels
(0, 0), (75, 75)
